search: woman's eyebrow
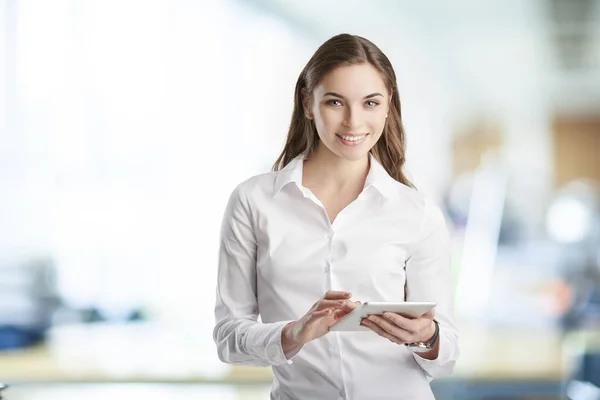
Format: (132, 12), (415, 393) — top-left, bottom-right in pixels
(323, 92), (384, 99)
(323, 92), (345, 99)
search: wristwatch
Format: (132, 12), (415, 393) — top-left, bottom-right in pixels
(405, 319), (439, 353)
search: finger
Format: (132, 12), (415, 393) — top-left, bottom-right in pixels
(323, 291), (352, 300)
(317, 299), (356, 311)
(361, 319), (403, 345)
(332, 308), (351, 320)
(314, 306), (353, 321)
(366, 315), (412, 342)
(310, 309), (338, 328)
(381, 312), (415, 332)
(320, 308), (353, 325)
(313, 309), (333, 319)
(422, 308), (436, 319)
(313, 310), (329, 317)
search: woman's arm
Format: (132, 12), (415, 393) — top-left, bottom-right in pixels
(213, 184), (294, 367)
(405, 199), (460, 379)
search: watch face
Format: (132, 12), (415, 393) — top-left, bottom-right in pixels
(409, 346), (431, 353)
(407, 343), (430, 352)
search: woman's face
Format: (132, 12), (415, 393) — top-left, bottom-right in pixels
(306, 63), (390, 162)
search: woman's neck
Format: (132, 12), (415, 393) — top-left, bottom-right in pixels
(302, 144), (370, 193)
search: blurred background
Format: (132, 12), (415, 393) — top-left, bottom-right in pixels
(1, 0), (599, 399)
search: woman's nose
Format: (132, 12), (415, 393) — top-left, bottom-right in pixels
(342, 107), (362, 129)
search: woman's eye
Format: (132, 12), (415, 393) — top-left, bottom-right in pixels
(326, 99), (343, 106)
(365, 100), (379, 107)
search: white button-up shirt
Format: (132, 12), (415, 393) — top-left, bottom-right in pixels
(213, 155), (459, 400)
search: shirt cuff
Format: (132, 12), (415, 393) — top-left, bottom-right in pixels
(411, 325), (456, 377)
(244, 320), (298, 365)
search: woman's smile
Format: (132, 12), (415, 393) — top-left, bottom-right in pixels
(336, 133), (369, 146)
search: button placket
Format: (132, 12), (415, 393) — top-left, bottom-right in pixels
(326, 229), (335, 275)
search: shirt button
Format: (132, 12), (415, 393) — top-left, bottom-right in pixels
(323, 263), (331, 272)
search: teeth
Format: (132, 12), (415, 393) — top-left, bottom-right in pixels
(340, 135), (365, 142)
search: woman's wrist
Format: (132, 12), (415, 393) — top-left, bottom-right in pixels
(281, 321), (304, 356)
(422, 320), (437, 343)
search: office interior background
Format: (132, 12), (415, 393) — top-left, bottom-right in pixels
(1, 0), (600, 399)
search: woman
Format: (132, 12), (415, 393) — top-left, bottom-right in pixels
(213, 33), (459, 399)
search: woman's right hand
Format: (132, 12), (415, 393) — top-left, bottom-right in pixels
(281, 290), (359, 356)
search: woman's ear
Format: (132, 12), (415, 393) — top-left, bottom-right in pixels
(301, 88), (312, 120)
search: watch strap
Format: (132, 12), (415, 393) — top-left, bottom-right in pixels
(405, 319), (439, 351)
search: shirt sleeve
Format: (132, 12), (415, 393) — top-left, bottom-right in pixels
(405, 199), (460, 380)
(213, 183), (296, 367)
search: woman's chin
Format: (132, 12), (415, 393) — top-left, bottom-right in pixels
(334, 147), (372, 162)
(315, 139), (374, 162)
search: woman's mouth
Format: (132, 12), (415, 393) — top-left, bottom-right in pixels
(336, 133), (368, 146)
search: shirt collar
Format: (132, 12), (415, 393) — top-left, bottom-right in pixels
(273, 153), (400, 199)
(364, 153), (401, 199)
(273, 156), (304, 196)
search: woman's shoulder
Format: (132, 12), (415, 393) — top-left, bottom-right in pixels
(387, 180), (427, 209)
(387, 181), (445, 224)
(231, 170), (280, 200)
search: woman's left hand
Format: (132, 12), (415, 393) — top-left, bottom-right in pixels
(360, 309), (436, 345)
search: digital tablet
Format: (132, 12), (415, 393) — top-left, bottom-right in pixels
(330, 301), (436, 332)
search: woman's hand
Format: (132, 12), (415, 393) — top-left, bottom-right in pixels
(282, 291), (359, 355)
(360, 309), (436, 345)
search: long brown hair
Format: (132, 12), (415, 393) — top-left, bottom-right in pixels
(272, 33), (414, 188)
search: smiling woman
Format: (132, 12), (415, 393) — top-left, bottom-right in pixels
(308, 64), (388, 157)
(213, 33), (459, 400)
(274, 34), (413, 188)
